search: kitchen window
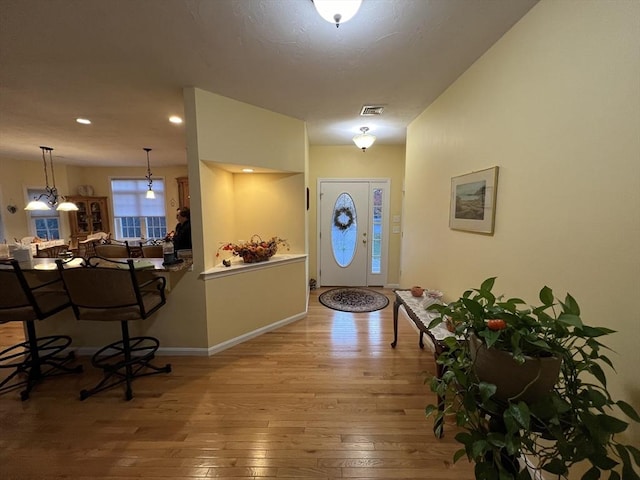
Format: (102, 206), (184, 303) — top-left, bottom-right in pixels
(111, 179), (167, 241)
(27, 188), (61, 240)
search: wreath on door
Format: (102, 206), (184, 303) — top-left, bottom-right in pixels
(333, 207), (355, 231)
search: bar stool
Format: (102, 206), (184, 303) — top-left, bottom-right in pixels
(57, 257), (171, 400)
(0, 259), (83, 400)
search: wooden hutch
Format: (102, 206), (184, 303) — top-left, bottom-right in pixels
(177, 176), (190, 208)
(66, 196), (110, 248)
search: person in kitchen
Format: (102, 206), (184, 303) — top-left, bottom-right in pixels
(172, 207), (192, 252)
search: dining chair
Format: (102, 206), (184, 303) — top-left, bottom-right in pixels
(35, 244), (70, 258)
(95, 242), (130, 258)
(77, 232), (110, 258)
(56, 257), (171, 400)
(141, 245), (163, 258)
(0, 259), (83, 400)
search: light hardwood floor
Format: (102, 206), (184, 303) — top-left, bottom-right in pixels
(0, 288), (474, 479)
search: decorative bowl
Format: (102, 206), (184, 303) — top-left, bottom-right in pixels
(411, 286), (424, 297)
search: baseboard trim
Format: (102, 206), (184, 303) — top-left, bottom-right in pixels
(73, 311), (308, 357)
(205, 311), (307, 356)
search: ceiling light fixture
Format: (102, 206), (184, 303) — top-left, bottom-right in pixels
(144, 147), (156, 199)
(169, 116), (183, 124)
(242, 168), (254, 173)
(313, 0), (362, 27)
(76, 118), (91, 125)
(352, 127), (376, 152)
(25, 146), (79, 211)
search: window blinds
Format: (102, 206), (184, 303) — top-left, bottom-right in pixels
(111, 179), (165, 217)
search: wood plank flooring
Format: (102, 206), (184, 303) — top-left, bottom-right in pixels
(0, 288), (474, 479)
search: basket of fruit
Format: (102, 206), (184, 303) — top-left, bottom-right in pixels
(217, 235), (289, 263)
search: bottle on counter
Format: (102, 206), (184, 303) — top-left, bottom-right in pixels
(163, 240), (175, 264)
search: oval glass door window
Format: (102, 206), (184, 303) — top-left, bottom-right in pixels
(332, 193), (358, 267)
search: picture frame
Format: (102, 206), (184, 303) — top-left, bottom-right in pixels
(449, 166), (499, 234)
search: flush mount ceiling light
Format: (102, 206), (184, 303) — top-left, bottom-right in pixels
(25, 146), (79, 211)
(144, 147), (156, 199)
(76, 118), (91, 125)
(353, 127), (376, 152)
(169, 116), (183, 124)
(313, 0), (362, 27)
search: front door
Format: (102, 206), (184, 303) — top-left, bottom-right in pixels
(319, 179), (391, 287)
(319, 181), (370, 286)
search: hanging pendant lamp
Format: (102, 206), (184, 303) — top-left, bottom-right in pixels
(25, 146), (78, 211)
(144, 147), (156, 199)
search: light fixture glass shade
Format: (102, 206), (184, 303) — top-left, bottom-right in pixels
(353, 127), (376, 151)
(56, 201), (79, 211)
(24, 200), (51, 211)
(313, 0), (362, 27)
(146, 189), (156, 199)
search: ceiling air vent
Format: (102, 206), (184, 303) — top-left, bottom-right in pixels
(360, 105), (385, 116)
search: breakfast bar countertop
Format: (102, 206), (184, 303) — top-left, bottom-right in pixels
(0, 257), (193, 272)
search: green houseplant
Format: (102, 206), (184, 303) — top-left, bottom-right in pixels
(425, 277), (639, 480)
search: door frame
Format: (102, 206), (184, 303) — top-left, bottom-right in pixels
(317, 178), (391, 287)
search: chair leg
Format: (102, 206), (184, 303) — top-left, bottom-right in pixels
(79, 321), (171, 401)
(122, 320), (134, 401)
(0, 322), (83, 401)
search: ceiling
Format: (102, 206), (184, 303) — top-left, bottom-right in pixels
(0, 0), (538, 168)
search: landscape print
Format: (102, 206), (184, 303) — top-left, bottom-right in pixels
(455, 180), (486, 220)
(449, 166), (498, 234)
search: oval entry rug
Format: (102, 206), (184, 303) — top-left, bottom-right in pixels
(319, 287), (389, 313)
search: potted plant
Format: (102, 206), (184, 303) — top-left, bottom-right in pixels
(425, 277), (639, 480)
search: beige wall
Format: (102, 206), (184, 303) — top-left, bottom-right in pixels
(233, 172), (305, 255)
(192, 88), (306, 172)
(403, 0), (639, 449)
(308, 145), (405, 286)
(198, 162), (235, 268)
(204, 260), (307, 346)
(185, 87), (307, 271)
(184, 87), (309, 349)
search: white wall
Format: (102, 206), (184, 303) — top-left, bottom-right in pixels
(403, 0), (639, 449)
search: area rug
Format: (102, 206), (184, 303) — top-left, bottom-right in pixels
(319, 287), (389, 313)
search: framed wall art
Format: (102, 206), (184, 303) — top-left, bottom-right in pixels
(449, 166), (499, 234)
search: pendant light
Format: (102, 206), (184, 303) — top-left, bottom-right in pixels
(144, 147), (156, 199)
(352, 127), (376, 152)
(313, 0), (362, 27)
(25, 146), (78, 211)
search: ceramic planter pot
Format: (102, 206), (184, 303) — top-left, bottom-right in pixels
(410, 286), (424, 297)
(469, 334), (561, 404)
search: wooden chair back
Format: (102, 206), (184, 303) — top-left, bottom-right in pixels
(141, 245), (163, 258)
(95, 243), (130, 258)
(35, 244), (69, 258)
